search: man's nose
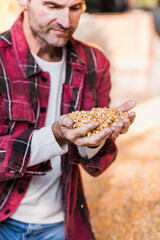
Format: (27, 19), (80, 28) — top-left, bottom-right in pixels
(57, 8), (71, 29)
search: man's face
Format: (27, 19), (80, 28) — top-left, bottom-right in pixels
(25, 0), (85, 47)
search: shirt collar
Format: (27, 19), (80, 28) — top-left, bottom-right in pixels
(66, 38), (85, 65)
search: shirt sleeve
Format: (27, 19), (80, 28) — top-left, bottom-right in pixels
(77, 140), (105, 159)
(28, 125), (68, 167)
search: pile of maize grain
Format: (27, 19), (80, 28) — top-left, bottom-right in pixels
(69, 107), (129, 137)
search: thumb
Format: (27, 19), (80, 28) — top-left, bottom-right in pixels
(60, 114), (74, 128)
(116, 100), (136, 112)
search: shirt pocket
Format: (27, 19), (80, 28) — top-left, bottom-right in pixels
(81, 90), (97, 111)
(3, 99), (36, 124)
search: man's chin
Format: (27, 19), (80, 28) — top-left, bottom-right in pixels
(50, 39), (70, 48)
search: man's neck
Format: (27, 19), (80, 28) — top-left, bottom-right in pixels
(36, 46), (63, 62)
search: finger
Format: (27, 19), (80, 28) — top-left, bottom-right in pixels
(60, 115), (74, 128)
(70, 121), (100, 138)
(110, 121), (123, 139)
(76, 127), (113, 146)
(116, 100), (136, 112)
(118, 112), (136, 134)
(91, 127), (113, 142)
(121, 127), (129, 134)
(120, 112), (136, 129)
(128, 111), (136, 124)
(117, 116), (133, 135)
(122, 117), (130, 129)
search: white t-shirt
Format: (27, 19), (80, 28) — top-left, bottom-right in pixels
(11, 48), (105, 224)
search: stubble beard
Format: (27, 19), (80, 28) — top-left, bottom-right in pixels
(31, 25), (74, 47)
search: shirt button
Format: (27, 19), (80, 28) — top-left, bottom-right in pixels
(18, 187), (25, 194)
(5, 209), (10, 215)
(40, 107), (46, 113)
(41, 76), (47, 82)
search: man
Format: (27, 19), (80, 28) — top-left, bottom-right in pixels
(0, 0), (136, 239)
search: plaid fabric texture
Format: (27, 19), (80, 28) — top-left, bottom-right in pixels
(0, 14), (117, 240)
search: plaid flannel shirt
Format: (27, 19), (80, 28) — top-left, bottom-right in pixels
(0, 14), (117, 240)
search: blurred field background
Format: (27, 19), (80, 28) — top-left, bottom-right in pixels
(1, 0), (160, 239)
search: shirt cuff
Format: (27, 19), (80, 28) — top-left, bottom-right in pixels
(77, 140), (106, 159)
(28, 126), (68, 167)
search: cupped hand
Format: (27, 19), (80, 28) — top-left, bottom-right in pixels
(110, 100), (136, 139)
(52, 114), (114, 147)
(52, 100), (136, 147)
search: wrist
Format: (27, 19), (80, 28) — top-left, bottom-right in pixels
(51, 122), (67, 146)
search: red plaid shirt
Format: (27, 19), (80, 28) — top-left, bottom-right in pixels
(0, 14), (117, 240)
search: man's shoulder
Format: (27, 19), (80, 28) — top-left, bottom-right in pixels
(71, 38), (110, 68)
(0, 30), (12, 48)
(72, 38), (104, 54)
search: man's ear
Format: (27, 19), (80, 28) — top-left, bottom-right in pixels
(18, 0), (27, 9)
(83, 4), (87, 12)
